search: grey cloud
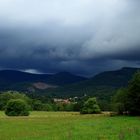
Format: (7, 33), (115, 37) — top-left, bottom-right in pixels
(0, 0), (140, 76)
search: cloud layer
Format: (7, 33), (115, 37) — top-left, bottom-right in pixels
(0, 0), (140, 76)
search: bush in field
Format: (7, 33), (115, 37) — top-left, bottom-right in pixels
(5, 99), (30, 116)
(80, 97), (101, 114)
(0, 91), (31, 110)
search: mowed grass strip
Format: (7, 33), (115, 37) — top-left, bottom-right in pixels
(0, 111), (140, 140)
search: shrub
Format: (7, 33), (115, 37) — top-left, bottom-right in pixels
(0, 91), (32, 110)
(5, 99), (30, 116)
(80, 97), (101, 114)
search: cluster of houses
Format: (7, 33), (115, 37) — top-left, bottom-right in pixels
(53, 98), (71, 104)
(53, 97), (78, 104)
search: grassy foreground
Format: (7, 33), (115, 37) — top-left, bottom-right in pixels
(0, 111), (140, 140)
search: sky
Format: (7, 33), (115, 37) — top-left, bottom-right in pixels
(0, 0), (140, 76)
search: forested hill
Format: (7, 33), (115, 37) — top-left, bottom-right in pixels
(88, 67), (140, 87)
(40, 67), (140, 99)
(0, 70), (87, 90)
(0, 67), (140, 100)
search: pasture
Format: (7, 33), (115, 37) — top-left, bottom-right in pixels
(0, 111), (140, 140)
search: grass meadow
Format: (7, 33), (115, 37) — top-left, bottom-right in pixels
(0, 111), (140, 140)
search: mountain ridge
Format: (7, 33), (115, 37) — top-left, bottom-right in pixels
(36, 67), (140, 99)
(0, 70), (87, 90)
(0, 67), (140, 100)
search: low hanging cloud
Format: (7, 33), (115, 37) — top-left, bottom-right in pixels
(0, 0), (140, 76)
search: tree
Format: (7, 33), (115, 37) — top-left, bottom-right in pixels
(112, 88), (128, 115)
(112, 71), (140, 116)
(5, 99), (30, 116)
(127, 71), (140, 115)
(80, 97), (101, 114)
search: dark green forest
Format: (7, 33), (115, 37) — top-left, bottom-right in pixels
(0, 67), (140, 116)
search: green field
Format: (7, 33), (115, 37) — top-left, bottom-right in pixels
(0, 111), (140, 140)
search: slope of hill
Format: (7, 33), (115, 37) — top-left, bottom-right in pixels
(89, 67), (140, 87)
(39, 67), (140, 100)
(0, 70), (87, 90)
(0, 67), (140, 101)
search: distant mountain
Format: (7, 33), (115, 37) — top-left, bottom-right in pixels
(1, 67), (139, 111)
(0, 67), (140, 101)
(0, 70), (87, 90)
(85, 67), (140, 87)
(40, 67), (140, 100)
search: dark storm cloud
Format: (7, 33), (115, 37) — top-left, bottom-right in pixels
(0, 0), (140, 76)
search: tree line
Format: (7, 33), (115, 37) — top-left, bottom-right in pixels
(0, 91), (101, 116)
(0, 71), (140, 116)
